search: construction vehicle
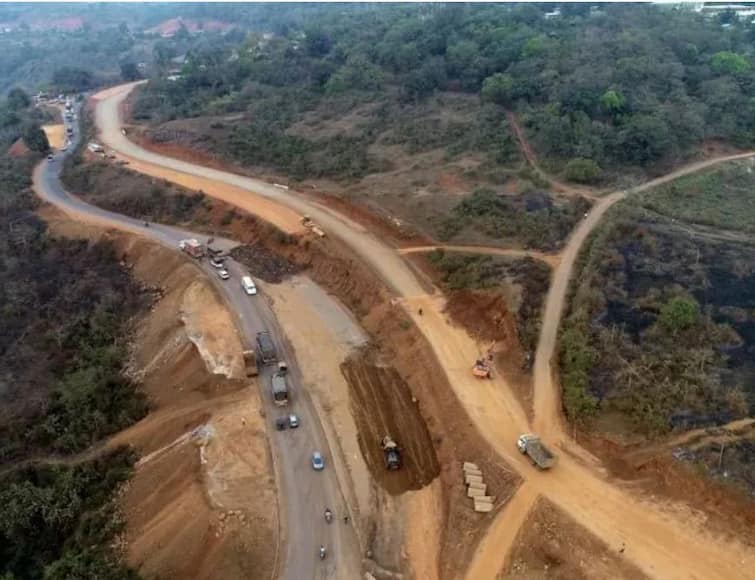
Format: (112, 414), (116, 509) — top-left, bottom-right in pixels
(243, 350), (258, 377)
(517, 434), (557, 470)
(301, 214), (326, 237)
(381, 436), (401, 470)
(179, 238), (205, 259)
(472, 358), (491, 379)
(256, 331), (277, 365)
(271, 372), (288, 406)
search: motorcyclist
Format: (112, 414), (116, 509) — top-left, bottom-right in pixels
(319, 545), (327, 560)
(324, 508), (332, 522)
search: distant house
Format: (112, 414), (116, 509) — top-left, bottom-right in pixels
(545, 8), (562, 19)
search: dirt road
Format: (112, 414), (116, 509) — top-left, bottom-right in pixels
(95, 83), (755, 579)
(398, 244), (560, 267)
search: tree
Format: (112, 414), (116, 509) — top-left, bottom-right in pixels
(52, 68), (94, 92)
(658, 296), (700, 333)
(6, 88), (30, 110)
(565, 158), (602, 184)
(481, 73), (514, 107)
(304, 27), (332, 57)
(600, 89), (625, 114)
(22, 124), (49, 153)
(711, 51), (749, 76)
(119, 62), (140, 82)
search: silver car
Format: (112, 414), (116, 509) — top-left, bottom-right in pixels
(311, 451), (324, 471)
(217, 269), (230, 280)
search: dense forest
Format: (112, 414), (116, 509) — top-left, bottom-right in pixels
(132, 4), (755, 182)
(0, 93), (144, 578)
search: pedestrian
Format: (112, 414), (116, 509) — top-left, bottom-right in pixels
(619, 542), (625, 554)
(343, 515), (349, 524)
(418, 308), (423, 316)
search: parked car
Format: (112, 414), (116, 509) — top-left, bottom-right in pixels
(47, 154), (53, 160)
(209, 257), (225, 268)
(241, 275), (257, 296)
(289, 414), (299, 428)
(217, 269), (230, 280)
(311, 451), (324, 471)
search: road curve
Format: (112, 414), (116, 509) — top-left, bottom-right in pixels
(95, 83), (755, 580)
(36, 103), (361, 580)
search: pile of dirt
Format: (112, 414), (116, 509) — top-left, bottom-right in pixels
(444, 289), (519, 345)
(501, 498), (646, 580)
(230, 242), (301, 284)
(341, 350), (440, 495)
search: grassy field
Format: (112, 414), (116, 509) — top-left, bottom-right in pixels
(634, 161), (755, 234)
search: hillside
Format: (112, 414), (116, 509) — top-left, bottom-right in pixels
(126, 4), (755, 246)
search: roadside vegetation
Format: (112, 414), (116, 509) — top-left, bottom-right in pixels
(632, 160), (755, 235)
(439, 188), (590, 250)
(560, 203), (754, 437)
(0, 92), (144, 578)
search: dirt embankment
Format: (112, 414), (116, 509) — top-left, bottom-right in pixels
(42, 210), (278, 580)
(501, 498), (646, 580)
(341, 351), (440, 495)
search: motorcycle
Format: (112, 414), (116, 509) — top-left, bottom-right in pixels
(319, 546), (327, 560)
(324, 508), (332, 523)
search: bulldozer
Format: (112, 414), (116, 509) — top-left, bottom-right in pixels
(381, 436), (401, 470)
(472, 358), (491, 379)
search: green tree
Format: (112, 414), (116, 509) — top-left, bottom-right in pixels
(119, 61), (140, 82)
(6, 87), (30, 110)
(565, 158), (602, 184)
(600, 89), (625, 114)
(481, 73), (514, 107)
(52, 67), (94, 92)
(658, 296), (700, 333)
(22, 124), (49, 152)
(711, 51), (749, 75)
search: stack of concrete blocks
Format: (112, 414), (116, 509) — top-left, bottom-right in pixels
(463, 462), (495, 512)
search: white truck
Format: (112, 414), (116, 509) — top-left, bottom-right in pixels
(517, 434), (557, 470)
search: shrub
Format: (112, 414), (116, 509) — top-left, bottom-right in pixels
(565, 158), (602, 184)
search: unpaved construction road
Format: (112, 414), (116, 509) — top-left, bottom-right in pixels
(96, 83), (755, 579)
(36, 107), (361, 580)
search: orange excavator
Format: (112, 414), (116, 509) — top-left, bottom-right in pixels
(472, 358), (492, 379)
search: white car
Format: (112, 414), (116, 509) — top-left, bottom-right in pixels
(209, 257), (225, 268)
(289, 414), (299, 428)
(217, 269), (230, 281)
(241, 275), (257, 295)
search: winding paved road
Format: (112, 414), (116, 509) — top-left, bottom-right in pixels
(94, 83), (755, 580)
(35, 102), (361, 580)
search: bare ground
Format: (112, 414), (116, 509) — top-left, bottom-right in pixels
(40, 207), (278, 580)
(500, 498), (646, 580)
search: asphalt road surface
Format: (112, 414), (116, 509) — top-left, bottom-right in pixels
(35, 102), (361, 580)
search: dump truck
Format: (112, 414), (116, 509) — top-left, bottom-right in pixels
(381, 436), (401, 470)
(472, 359), (491, 379)
(517, 434), (557, 470)
(179, 238), (205, 259)
(256, 331), (277, 365)
(243, 350), (258, 377)
(271, 372), (288, 406)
